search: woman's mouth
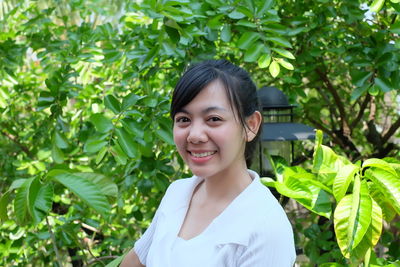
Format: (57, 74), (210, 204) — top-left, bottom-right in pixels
(190, 151), (216, 158)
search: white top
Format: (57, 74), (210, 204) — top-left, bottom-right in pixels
(134, 170), (296, 267)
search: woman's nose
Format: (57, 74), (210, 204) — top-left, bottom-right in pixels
(187, 122), (207, 144)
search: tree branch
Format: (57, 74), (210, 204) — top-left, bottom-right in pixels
(350, 94), (371, 129)
(87, 256), (118, 265)
(46, 216), (63, 267)
(315, 67), (351, 136)
(305, 115), (346, 147)
(382, 116), (400, 144)
(0, 129), (32, 157)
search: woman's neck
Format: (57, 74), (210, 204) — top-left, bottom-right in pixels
(198, 162), (252, 204)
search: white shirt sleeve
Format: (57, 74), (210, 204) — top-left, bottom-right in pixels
(133, 210), (160, 265)
(237, 224), (296, 267)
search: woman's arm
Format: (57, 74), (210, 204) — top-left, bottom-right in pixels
(120, 249), (145, 267)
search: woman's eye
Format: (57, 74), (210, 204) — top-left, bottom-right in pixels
(176, 117), (190, 123)
(208, 117), (222, 122)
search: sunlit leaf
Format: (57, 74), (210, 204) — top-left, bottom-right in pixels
(90, 113), (113, 133)
(269, 61), (280, 77)
(115, 127), (138, 158)
(365, 168), (400, 215)
(370, 0), (385, 12)
(52, 173), (111, 217)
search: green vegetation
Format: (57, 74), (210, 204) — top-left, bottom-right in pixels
(0, 0), (399, 266)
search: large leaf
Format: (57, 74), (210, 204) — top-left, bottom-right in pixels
(104, 94), (121, 114)
(365, 168), (400, 215)
(363, 158), (398, 177)
(313, 130), (353, 186)
(265, 170), (332, 218)
(115, 127), (139, 158)
(74, 173), (118, 198)
(14, 178), (34, 225)
(351, 180), (372, 249)
(32, 183), (53, 224)
(370, 0), (385, 12)
(350, 199), (383, 261)
(90, 113), (113, 133)
(368, 182), (396, 222)
(0, 191), (10, 221)
(269, 61), (280, 77)
(52, 173), (111, 217)
(27, 177), (41, 223)
(237, 32), (260, 50)
(333, 163), (359, 202)
(334, 180), (372, 258)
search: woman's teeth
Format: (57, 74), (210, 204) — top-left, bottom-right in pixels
(191, 151), (215, 158)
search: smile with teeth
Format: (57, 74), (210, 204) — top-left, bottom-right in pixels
(190, 151), (216, 158)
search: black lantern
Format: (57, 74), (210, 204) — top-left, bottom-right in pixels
(254, 86), (316, 176)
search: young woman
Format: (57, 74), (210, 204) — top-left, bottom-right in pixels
(121, 59), (296, 267)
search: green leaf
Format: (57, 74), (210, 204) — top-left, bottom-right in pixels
(350, 198), (383, 261)
(84, 135), (108, 153)
(370, 0), (385, 12)
(390, 21), (400, 34)
(363, 158), (397, 177)
(105, 252), (128, 267)
(351, 71), (372, 87)
(73, 173), (118, 198)
(374, 77), (392, 92)
(52, 173), (111, 216)
(271, 48), (295, 59)
(271, 168), (332, 218)
(368, 182), (396, 222)
(350, 180), (372, 250)
(156, 128), (174, 145)
(333, 163), (359, 202)
(122, 93), (142, 110)
(110, 143), (128, 165)
(220, 24), (231, 42)
(237, 32), (260, 50)
(27, 178), (41, 224)
(0, 88), (10, 108)
(90, 113), (113, 133)
(121, 118), (144, 138)
(258, 54), (271, 68)
(277, 58), (294, 70)
(256, 0), (273, 17)
(334, 182), (373, 259)
(351, 84), (370, 101)
(52, 143), (64, 164)
(32, 183), (53, 224)
(104, 95), (121, 114)
(269, 61), (280, 77)
(14, 178), (34, 225)
(228, 10), (246, 19)
(265, 36), (292, 48)
(244, 42), (264, 62)
(54, 131), (69, 149)
(365, 168), (400, 215)
(96, 146), (108, 165)
(0, 191), (10, 221)
(319, 263), (346, 267)
(115, 127), (138, 158)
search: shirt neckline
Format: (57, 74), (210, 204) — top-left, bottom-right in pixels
(176, 170), (260, 243)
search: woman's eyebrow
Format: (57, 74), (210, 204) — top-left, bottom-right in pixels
(179, 106), (228, 115)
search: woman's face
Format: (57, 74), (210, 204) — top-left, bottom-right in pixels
(173, 80), (247, 179)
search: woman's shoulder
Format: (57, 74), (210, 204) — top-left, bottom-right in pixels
(158, 175), (201, 212)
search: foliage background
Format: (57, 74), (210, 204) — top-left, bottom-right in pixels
(0, 0), (399, 266)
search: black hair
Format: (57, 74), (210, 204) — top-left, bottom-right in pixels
(170, 59), (261, 167)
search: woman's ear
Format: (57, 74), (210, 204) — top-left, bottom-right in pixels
(245, 111), (262, 142)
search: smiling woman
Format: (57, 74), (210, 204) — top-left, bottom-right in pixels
(120, 59), (296, 267)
